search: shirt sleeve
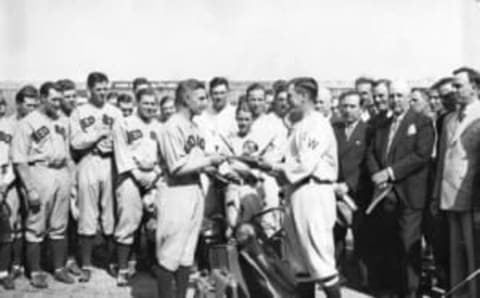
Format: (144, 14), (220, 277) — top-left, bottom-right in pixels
(158, 125), (189, 175)
(112, 119), (135, 174)
(69, 108), (100, 150)
(11, 120), (32, 164)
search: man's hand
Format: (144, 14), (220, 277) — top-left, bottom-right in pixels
(142, 190), (157, 214)
(208, 154), (227, 167)
(27, 189), (41, 214)
(134, 157), (156, 172)
(334, 182), (349, 197)
(372, 169), (390, 186)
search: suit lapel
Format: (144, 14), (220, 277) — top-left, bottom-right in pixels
(387, 109), (414, 159)
(452, 102), (480, 144)
(343, 121), (365, 155)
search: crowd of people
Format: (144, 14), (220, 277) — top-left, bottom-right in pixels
(0, 68), (479, 298)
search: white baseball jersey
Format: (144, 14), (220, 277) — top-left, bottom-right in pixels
(113, 114), (161, 175)
(194, 104), (236, 153)
(249, 112), (288, 163)
(0, 116), (16, 185)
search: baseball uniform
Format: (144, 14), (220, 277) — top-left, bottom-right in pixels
(70, 102), (122, 236)
(156, 113), (206, 271)
(0, 116), (20, 243)
(249, 112), (288, 235)
(11, 110), (71, 243)
(113, 114), (161, 245)
(281, 110), (338, 282)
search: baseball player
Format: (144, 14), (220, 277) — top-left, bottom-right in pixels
(246, 83), (288, 236)
(56, 79), (83, 276)
(69, 72), (122, 282)
(112, 88), (161, 286)
(11, 82), (74, 288)
(155, 79), (225, 298)
(265, 78), (341, 298)
(0, 97), (21, 290)
(4, 86), (41, 280)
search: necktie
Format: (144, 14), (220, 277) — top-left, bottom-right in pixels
(386, 117), (399, 155)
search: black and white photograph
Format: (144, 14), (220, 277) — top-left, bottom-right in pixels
(1, 0), (480, 297)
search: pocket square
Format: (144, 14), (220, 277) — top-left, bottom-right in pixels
(407, 124), (417, 136)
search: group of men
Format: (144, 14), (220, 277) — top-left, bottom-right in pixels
(0, 67), (479, 298)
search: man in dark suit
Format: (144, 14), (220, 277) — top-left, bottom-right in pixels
(332, 91), (370, 286)
(433, 67), (480, 298)
(366, 80), (435, 298)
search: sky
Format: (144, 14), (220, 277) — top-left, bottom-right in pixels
(0, 0), (476, 82)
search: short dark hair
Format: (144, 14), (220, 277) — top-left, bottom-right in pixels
(56, 79), (76, 92)
(236, 99), (254, 117)
(339, 90), (362, 105)
(175, 79), (206, 106)
(160, 95), (174, 106)
(354, 77), (375, 88)
(290, 77), (318, 100)
(87, 71), (109, 89)
(209, 77), (229, 92)
(453, 67), (480, 87)
(132, 77), (150, 91)
(117, 93), (134, 104)
(411, 88), (428, 100)
(431, 77), (454, 90)
(274, 81), (288, 98)
(15, 85), (39, 105)
(373, 79), (391, 90)
(135, 88), (156, 102)
(107, 91), (118, 100)
(39, 82), (61, 98)
(246, 83), (265, 97)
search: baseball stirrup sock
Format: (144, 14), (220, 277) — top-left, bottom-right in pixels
(175, 266), (190, 298)
(78, 235), (95, 267)
(26, 242), (41, 272)
(116, 243), (130, 270)
(323, 283), (341, 298)
(155, 265), (174, 298)
(51, 239), (67, 270)
(0, 242), (12, 271)
(12, 237), (23, 266)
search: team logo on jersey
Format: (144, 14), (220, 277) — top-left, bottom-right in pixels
(0, 131), (12, 144)
(127, 129), (143, 144)
(32, 126), (50, 143)
(185, 135), (205, 153)
(80, 116), (95, 131)
(55, 125), (67, 139)
(103, 114), (114, 127)
(242, 140), (259, 156)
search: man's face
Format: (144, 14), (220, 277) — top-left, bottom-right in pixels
(272, 91), (289, 118)
(61, 89), (77, 114)
(247, 88), (266, 118)
(44, 88), (63, 116)
(18, 96), (38, 117)
(210, 84), (229, 112)
(410, 90), (429, 114)
(119, 101), (135, 118)
(340, 94), (362, 124)
(0, 102), (6, 117)
(236, 110), (254, 136)
(314, 89), (332, 117)
(438, 83), (457, 112)
(453, 72), (476, 106)
(265, 93), (274, 113)
(389, 85), (410, 116)
(287, 84), (306, 122)
(373, 84), (390, 113)
(137, 94), (156, 120)
(186, 88), (208, 116)
(428, 89), (443, 114)
(89, 81), (109, 105)
(161, 99), (176, 121)
(356, 83), (375, 115)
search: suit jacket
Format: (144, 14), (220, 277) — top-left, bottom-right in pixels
(366, 109), (435, 209)
(433, 101), (480, 211)
(333, 120), (370, 206)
